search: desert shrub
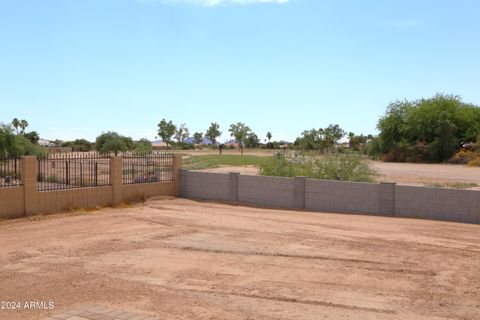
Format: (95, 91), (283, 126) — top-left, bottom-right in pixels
(172, 142), (195, 150)
(449, 149), (477, 164)
(260, 155), (377, 182)
(468, 156), (480, 167)
(260, 157), (298, 177)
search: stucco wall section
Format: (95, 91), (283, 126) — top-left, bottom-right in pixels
(0, 187), (25, 219)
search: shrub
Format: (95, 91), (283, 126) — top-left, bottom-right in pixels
(468, 156), (480, 167)
(450, 149), (477, 164)
(260, 155), (377, 183)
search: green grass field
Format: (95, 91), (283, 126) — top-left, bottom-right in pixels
(182, 155), (268, 170)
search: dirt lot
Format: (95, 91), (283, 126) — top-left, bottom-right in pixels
(1, 198), (479, 320)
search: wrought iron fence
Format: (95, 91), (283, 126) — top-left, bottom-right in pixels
(37, 154), (111, 191)
(0, 156), (22, 188)
(122, 153), (174, 184)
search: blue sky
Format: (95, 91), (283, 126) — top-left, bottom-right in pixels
(1, 0), (479, 142)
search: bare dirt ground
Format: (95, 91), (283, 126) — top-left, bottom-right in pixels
(370, 161), (480, 186)
(1, 198), (479, 319)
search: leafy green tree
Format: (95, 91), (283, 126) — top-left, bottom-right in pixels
(95, 132), (129, 155)
(0, 126), (16, 157)
(134, 138), (153, 154)
(193, 132), (204, 145)
(206, 122), (221, 145)
(24, 131), (40, 144)
(245, 132), (260, 148)
(229, 123), (251, 155)
(323, 124), (345, 149)
(174, 123), (189, 143)
(375, 94), (480, 162)
(294, 124), (345, 151)
(157, 119), (176, 148)
(348, 133), (371, 153)
(206, 122), (222, 154)
(62, 139), (93, 152)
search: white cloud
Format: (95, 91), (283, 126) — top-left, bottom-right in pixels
(146, 0), (288, 7)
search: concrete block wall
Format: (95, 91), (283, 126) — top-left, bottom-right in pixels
(305, 179), (380, 215)
(238, 175), (294, 208)
(179, 170), (231, 201)
(179, 170), (480, 225)
(395, 185), (480, 224)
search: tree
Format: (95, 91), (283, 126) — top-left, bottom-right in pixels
(323, 124), (345, 149)
(157, 119), (176, 148)
(245, 132), (260, 149)
(206, 122), (222, 154)
(229, 122), (251, 155)
(174, 123), (189, 143)
(294, 124), (345, 151)
(375, 94), (480, 162)
(348, 132), (371, 154)
(0, 126), (16, 157)
(62, 139), (93, 152)
(24, 131), (40, 144)
(95, 132), (129, 155)
(0, 124), (44, 157)
(266, 132), (272, 142)
(134, 138), (153, 154)
(12, 118), (20, 135)
(206, 122), (221, 145)
(19, 120), (29, 134)
(193, 132), (204, 145)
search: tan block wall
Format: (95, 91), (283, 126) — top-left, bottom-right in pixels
(122, 182), (176, 203)
(0, 187), (25, 219)
(33, 187), (113, 215)
(0, 155), (181, 219)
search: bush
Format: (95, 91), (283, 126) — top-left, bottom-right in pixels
(449, 149), (477, 164)
(172, 142), (195, 150)
(260, 155), (377, 183)
(468, 156), (480, 167)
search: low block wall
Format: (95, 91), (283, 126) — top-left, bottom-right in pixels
(0, 156), (181, 219)
(0, 187), (25, 219)
(239, 175), (294, 207)
(179, 170), (480, 224)
(305, 179), (381, 215)
(395, 185), (480, 224)
(180, 171), (231, 201)
(33, 187), (113, 215)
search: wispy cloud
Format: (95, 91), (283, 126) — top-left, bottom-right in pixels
(143, 0), (289, 7)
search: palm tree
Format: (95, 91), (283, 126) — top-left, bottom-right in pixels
(12, 118), (20, 135)
(19, 120), (29, 134)
(266, 132), (272, 142)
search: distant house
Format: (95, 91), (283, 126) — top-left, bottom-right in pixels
(38, 139), (57, 148)
(151, 140), (168, 150)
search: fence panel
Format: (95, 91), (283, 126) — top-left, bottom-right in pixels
(0, 156), (22, 188)
(37, 154), (111, 191)
(122, 153), (174, 184)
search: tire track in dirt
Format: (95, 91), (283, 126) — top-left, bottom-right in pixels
(155, 284), (397, 315)
(156, 244), (434, 275)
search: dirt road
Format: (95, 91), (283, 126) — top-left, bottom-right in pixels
(1, 198), (479, 319)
